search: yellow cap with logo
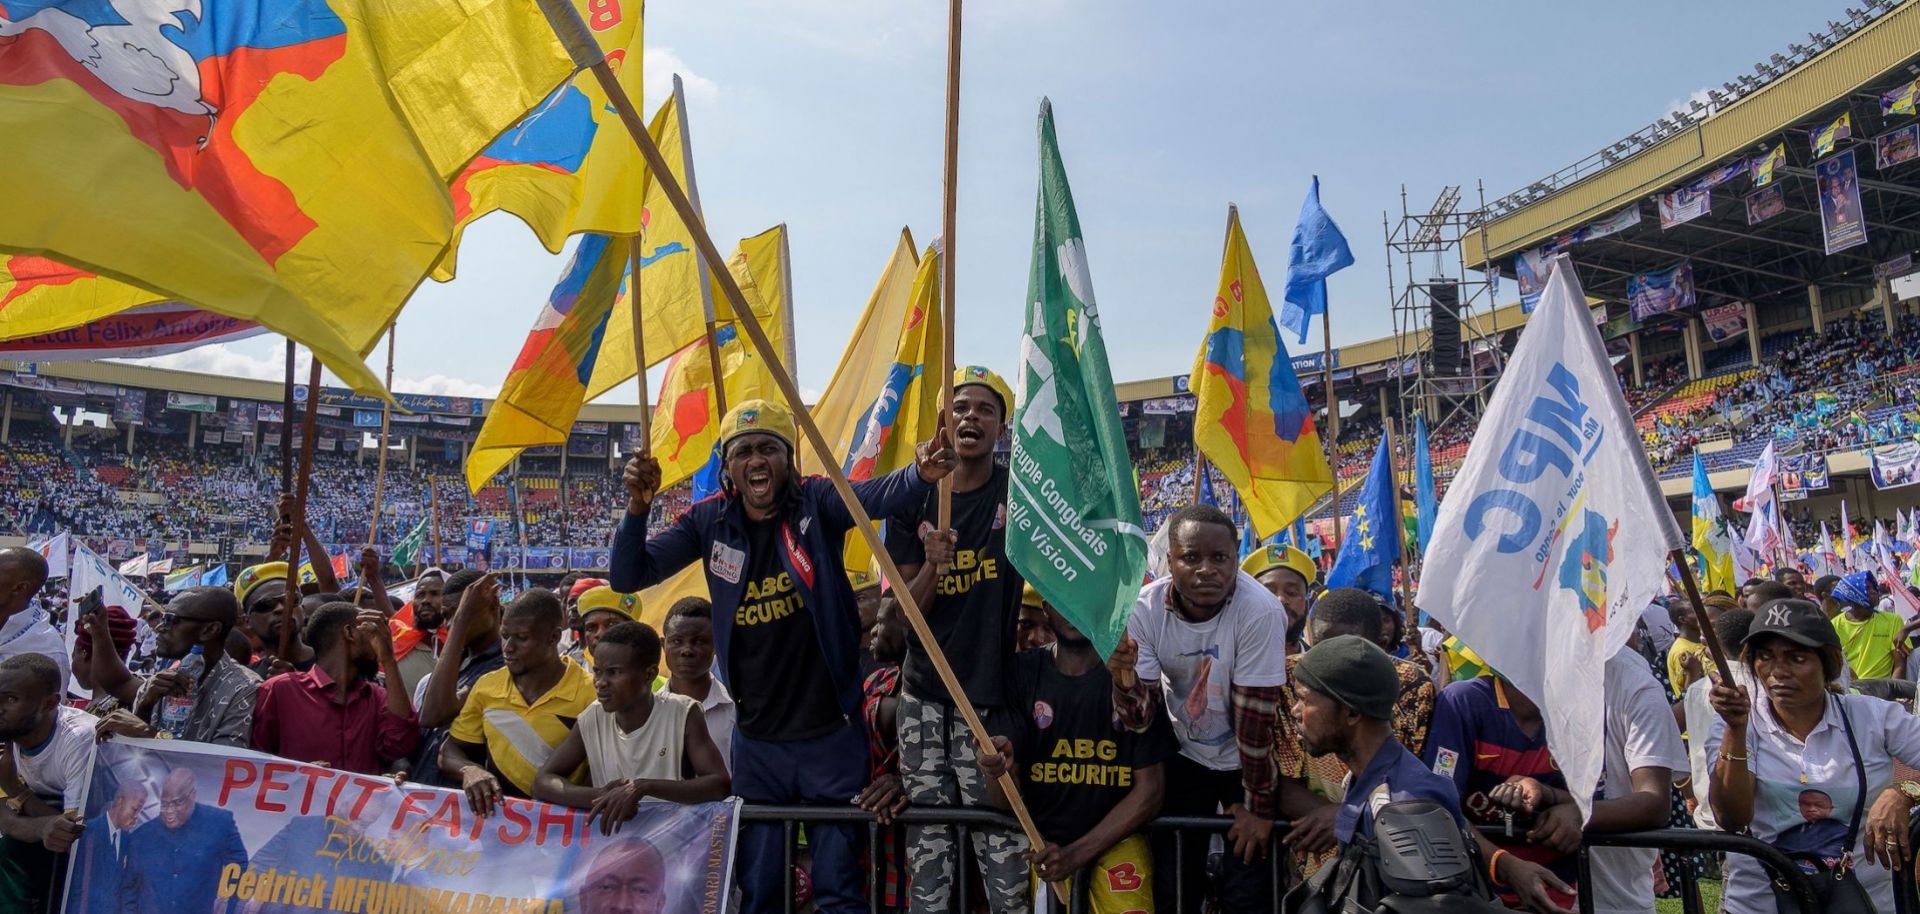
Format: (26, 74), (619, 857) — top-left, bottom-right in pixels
(719, 399), (797, 452)
(577, 586), (639, 622)
(953, 366), (1014, 414)
(1240, 542), (1317, 587)
(1020, 583), (1046, 610)
(234, 562), (289, 608)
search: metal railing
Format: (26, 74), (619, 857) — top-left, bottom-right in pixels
(741, 805), (1827, 914)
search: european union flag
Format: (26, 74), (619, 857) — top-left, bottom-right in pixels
(1326, 435), (1398, 598)
(1414, 414), (1437, 557)
(1197, 463), (1218, 508)
(1279, 176), (1355, 345)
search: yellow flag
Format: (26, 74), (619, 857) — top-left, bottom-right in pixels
(721, 224), (796, 382)
(0, 0), (575, 394)
(635, 564), (709, 632)
(805, 234), (944, 572)
(586, 79), (718, 400)
(433, 0), (648, 280)
(1191, 207), (1333, 537)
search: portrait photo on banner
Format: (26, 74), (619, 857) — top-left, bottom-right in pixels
(62, 739), (742, 914)
(1746, 184), (1787, 225)
(1816, 149), (1869, 255)
(1877, 123), (1919, 170)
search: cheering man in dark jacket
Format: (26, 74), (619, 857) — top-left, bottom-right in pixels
(610, 398), (954, 914)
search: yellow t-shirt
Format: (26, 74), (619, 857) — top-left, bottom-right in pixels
(450, 658), (597, 795)
(1666, 637), (1714, 689)
(1833, 611), (1905, 680)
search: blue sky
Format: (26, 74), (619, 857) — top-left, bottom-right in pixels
(136, 0), (1856, 402)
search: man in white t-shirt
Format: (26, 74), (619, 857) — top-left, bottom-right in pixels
(1583, 648), (1690, 914)
(1114, 505), (1288, 914)
(0, 653), (92, 911)
(0, 548), (68, 691)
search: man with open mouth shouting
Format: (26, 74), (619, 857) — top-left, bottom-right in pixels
(884, 366), (1031, 914)
(610, 398), (956, 914)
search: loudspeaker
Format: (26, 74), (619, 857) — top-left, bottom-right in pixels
(1427, 279), (1462, 375)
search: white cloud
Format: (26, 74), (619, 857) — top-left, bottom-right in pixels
(1662, 87), (1714, 120)
(115, 344), (499, 399)
(644, 48), (719, 109)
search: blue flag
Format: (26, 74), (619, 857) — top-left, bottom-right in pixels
(1414, 414), (1437, 556)
(1279, 176), (1355, 345)
(202, 564), (229, 588)
(1198, 462), (1218, 507)
(691, 442), (724, 502)
(1325, 434), (1398, 598)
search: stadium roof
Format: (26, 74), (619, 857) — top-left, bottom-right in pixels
(1469, 1), (1920, 311)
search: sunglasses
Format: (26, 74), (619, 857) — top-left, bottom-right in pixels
(157, 611), (218, 628)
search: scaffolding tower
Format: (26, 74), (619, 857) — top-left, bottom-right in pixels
(1384, 183), (1506, 445)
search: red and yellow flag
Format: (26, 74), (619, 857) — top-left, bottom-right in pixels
(0, 0), (575, 393)
(1192, 207), (1334, 538)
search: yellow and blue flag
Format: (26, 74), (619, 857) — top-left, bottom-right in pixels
(1811, 113), (1851, 158)
(1414, 413), (1438, 556)
(1193, 207), (1334, 539)
(802, 230), (923, 473)
(1751, 144), (1786, 187)
(1691, 453), (1736, 593)
(435, 0), (648, 280)
(0, 0), (575, 394)
(465, 234), (626, 493)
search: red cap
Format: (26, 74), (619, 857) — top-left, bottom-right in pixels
(568, 578), (608, 599)
(77, 606), (138, 659)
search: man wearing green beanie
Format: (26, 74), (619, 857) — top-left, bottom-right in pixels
(1289, 635), (1465, 846)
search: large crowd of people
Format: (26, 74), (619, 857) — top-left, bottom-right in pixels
(8, 357), (1920, 914)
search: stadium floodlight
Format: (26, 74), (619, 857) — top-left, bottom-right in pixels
(1708, 89), (1727, 105)
(1689, 99), (1707, 114)
(1790, 42), (1813, 57)
(1771, 53), (1791, 67)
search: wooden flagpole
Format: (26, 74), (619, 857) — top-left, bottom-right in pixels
(935, 0), (962, 532)
(531, 0), (1053, 854)
(628, 237), (653, 448)
(1382, 414), (1418, 644)
(670, 74), (729, 420)
(278, 358), (323, 662)
(1322, 309), (1343, 550)
(352, 326), (397, 605)
(428, 476), (443, 573)
(1671, 548), (1732, 675)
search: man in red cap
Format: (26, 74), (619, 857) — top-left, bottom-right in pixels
(70, 605), (138, 704)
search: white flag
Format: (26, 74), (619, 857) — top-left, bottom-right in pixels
(1736, 442), (1778, 552)
(117, 554), (149, 578)
(29, 532), (69, 580)
(1417, 256), (1682, 824)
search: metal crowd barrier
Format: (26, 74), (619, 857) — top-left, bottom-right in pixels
(741, 805), (1827, 914)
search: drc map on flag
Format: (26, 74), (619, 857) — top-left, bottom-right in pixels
(64, 739), (739, 914)
(1418, 255), (1682, 823)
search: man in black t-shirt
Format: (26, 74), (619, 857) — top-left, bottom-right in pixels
(979, 600), (1176, 914)
(888, 366), (1030, 913)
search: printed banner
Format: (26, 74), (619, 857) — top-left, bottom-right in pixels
(64, 739), (740, 914)
(1751, 144), (1786, 187)
(296, 385), (486, 417)
(1781, 454), (1831, 492)
(1811, 112), (1852, 157)
(572, 421), (609, 436)
(523, 547), (571, 571)
(569, 548), (613, 570)
(1876, 254), (1914, 281)
(1816, 150), (1869, 255)
(1656, 182), (1711, 229)
(201, 430), (222, 445)
(0, 302), (267, 361)
(1516, 245), (1554, 311)
(1627, 261), (1696, 321)
(1140, 396), (1192, 415)
(464, 519), (494, 552)
(1877, 123), (1919, 170)
(353, 410), (385, 428)
(258, 404), (285, 424)
(1885, 79), (1920, 117)
(165, 392), (219, 413)
(112, 390), (146, 424)
(1872, 442), (1920, 490)
(1746, 184), (1786, 225)
(1702, 302), (1748, 343)
(1703, 160), (1748, 187)
(1551, 205), (1643, 250)
(431, 414), (474, 427)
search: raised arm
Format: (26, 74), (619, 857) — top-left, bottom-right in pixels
(609, 455), (704, 593)
(419, 575), (496, 729)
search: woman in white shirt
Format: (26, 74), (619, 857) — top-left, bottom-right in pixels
(1708, 598), (1920, 914)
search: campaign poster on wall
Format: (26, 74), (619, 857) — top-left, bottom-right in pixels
(1627, 261), (1697, 320)
(1816, 150), (1869, 255)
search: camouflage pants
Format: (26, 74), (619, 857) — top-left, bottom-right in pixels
(900, 692), (1032, 914)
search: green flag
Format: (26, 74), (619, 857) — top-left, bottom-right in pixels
(1006, 99), (1148, 659)
(391, 518), (430, 568)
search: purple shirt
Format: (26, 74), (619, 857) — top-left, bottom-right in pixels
(251, 666), (418, 774)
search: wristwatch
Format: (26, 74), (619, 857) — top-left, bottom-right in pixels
(1898, 781), (1920, 804)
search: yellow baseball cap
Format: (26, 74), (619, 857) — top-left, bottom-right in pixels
(1020, 583), (1046, 610)
(1241, 542), (1317, 587)
(235, 562), (289, 609)
(719, 399), (797, 452)
(953, 366), (1014, 414)
(847, 569), (879, 592)
(577, 586), (639, 622)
